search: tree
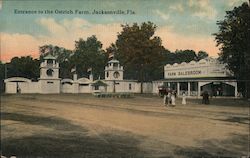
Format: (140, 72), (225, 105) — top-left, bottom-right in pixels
(105, 43), (117, 59)
(71, 35), (107, 79)
(214, 2), (250, 98)
(174, 49), (197, 63)
(7, 56), (40, 80)
(115, 22), (165, 93)
(0, 62), (5, 93)
(197, 51), (209, 60)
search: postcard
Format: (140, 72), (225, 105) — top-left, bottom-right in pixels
(1, 0), (249, 157)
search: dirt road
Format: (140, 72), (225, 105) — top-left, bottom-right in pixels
(1, 94), (249, 157)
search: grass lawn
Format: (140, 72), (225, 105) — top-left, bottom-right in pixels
(1, 94), (249, 158)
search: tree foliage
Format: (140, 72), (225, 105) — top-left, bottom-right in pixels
(71, 35), (107, 79)
(39, 45), (72, 63)
(6, 56), (40, 80)
(197, 51), (209, 60)
(161, 49), (208, 65)
(115, 22), (165, 88)
(214, 2), (250, 97)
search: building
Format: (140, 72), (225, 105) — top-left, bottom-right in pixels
(152, 57), (238, 97)
(103, 59), (151, 93)
(4, 55), (61, 94)
(4, 55), (238, 97)
(4, 55), (152, 94)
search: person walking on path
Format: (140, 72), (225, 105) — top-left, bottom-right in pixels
(167, 92), (171, 105)
(202, 91), (210, 104)
(205, 91), (210, 104)
(182, 91), (186, 105)
(171, 92), (176, 106)
(163, 92), (169, 107)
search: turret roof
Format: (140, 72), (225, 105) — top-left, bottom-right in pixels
(44, 54), (56, 60)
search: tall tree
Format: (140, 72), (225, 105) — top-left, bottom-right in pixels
(214, 2), (250, 98)
(71, 35), (106, 79)
(115, 22), (165, 93)
(7, 56), (40, 80)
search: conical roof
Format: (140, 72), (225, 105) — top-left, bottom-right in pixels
(108, 59), (119, 63)
(44, 54), (56, 60)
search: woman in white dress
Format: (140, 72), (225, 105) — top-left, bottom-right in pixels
(171, 92), (176, 106)
(182, 91), (187, 105)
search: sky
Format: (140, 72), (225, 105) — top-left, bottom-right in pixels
(0, 0), (248, 62)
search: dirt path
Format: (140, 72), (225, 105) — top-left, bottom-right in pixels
(1, 94), (249, 157)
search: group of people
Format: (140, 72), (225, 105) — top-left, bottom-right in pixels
(163, 91), (187, 107)
(162, 89), (214, 106)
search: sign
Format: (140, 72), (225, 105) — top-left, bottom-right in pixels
(167, 70), (202, 77)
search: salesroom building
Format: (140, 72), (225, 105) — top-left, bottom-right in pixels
(157, 57), (238, 97)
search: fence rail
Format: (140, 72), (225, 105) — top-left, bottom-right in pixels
(92, 92), (134, 98)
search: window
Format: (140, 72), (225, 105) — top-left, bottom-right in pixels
(129, 83), (132, 90)
(47, 59), (53, 65)
(113, 63), (118, 68)
(46, 69), (54, 76)
(106, 72), (109, 78)
(113, 71), (120, 78)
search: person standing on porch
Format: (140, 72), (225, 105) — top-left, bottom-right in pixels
(182, 91), (186, 105)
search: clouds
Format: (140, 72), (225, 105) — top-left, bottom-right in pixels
(1, 33), (40, 61)
(227, 0), (247, 7)
(1, 18), (122, 61)
(39, 18), (67, 35)
(1, 0), (248, 62)
(154, 10), (170, 20)
(1, 17), (220, 62)
(189, 0), (217, 20)
(0, 0), (2, 10)
(156, 26), (219, 56)
(37, 17), (121, 48)
(167, 0), (217, 20)
(169, 3), (184, 13)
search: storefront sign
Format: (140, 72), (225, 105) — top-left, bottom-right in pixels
(167, 70), (202, 77)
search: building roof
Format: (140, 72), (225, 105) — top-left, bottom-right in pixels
(165, 57), (218, 67)
(91, 80), (108, 87)
(77, 77), (91, 84)
(44, 54), (56, 60)
(108, 59), (119, 63)
(4, 77), (32, 83)
(153, 76), (236, 82)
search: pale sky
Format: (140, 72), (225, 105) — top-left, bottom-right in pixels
(0, 0), (247, 61)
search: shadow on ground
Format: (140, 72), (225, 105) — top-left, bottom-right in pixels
(189, 98), (249, 107)
(1, 112), (248, 158)
(1, 112), (146, 158)
(214, 115), (249, 125)
(174, 133), (249, 157)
